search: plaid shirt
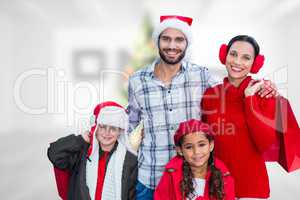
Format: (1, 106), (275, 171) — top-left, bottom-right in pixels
(127, 59), (218, 189)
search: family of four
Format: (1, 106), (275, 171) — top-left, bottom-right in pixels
(48, 15), (283, 200)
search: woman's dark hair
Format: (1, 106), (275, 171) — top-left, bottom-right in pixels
(227, 35), (260, 57)
(177, 134), (225, 200)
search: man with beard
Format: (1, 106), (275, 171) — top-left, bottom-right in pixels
(127, 15), (275, 199)
(127, 15), (219, 199)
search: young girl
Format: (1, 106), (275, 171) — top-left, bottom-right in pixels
(154, 119), (235, 200)
(201, 35), (277, 199)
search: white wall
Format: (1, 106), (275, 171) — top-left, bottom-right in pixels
(0, 1), (299, 199)
(0, 13), (14, 133)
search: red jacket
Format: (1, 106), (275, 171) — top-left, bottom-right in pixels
(201, 76), (277, 198)
(154, 156), (235, 200)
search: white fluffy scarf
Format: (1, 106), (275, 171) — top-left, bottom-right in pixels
(86, 139), (127, 200)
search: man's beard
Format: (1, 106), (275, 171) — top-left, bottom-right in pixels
(159, 48), (186, 65)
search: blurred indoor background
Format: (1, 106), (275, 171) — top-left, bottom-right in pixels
(0, 0), (299, 199)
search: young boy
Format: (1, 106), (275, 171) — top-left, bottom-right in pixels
(47, 101), (137, 200)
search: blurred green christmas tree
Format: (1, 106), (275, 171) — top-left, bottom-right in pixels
(120, 14), (157, 103)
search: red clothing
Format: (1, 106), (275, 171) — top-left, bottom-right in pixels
(263, 96), (300, 172)
(95, 152), (108, 200)
(53, 167), (70, 200)
(154, 156), (235, 200)
(201, 76), (277, 198)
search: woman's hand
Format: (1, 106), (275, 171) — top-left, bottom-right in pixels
(258, 79), (279, 98)
(245, 80), (264, 97)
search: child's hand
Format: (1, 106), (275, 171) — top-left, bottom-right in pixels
(245, 80), (264, 97)
(81, 131), (90, 143)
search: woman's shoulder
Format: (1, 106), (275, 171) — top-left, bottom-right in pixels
(204, 84), (223, 95)
(202, 84), (223, 108)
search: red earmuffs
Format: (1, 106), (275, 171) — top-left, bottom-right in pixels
(219, 44), (265, 74)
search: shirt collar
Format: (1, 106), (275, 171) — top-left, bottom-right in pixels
(148, 58), (188, 79)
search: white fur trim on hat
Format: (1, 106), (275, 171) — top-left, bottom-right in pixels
(97, 106), (128, 130)
(152, 18), (193, 48)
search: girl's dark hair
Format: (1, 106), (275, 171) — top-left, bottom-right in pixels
(227, 35), (260, 57)
(177, 134), (225, 200)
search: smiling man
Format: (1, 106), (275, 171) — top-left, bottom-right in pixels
(127, 15), (219, 199)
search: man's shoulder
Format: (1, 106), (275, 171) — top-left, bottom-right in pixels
(184, 61), (209, 72)
(129, 64), (153, 81)
(183, 62), (212, 81)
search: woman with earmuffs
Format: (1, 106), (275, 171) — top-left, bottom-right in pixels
(201, 35), (277, 199)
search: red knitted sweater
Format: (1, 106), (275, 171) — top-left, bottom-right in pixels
(201, 76), (277, 198)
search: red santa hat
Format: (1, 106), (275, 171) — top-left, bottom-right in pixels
(88, 101), (128, 157)
(152, 15), (193, 49)
(174, 119), (213, 145)
(86, 101), (130, 200)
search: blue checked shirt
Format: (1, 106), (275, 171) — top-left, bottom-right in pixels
(127, 59), (218, 189)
